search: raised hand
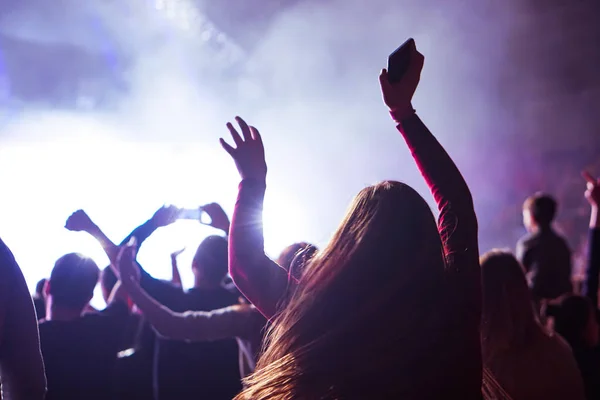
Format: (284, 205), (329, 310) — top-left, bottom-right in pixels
(201, 203), (230, 233)
(220, 116), (267, 182)
(170, 247), (186, 259)
(583, 171), (600, 208)
(151, 205), (180, 228)
(65, 209), (96, 232)
(379, 40), (425, 115)
(117, 238), (140, 288)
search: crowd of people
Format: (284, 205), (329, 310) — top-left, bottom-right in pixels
(0, 40), (599, 400)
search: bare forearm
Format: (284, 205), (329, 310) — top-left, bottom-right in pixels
(85, 224), (119, 264)
(171, 258), (182, 286)
(590, 206), (599, 229)
(123, 281), (184, 339)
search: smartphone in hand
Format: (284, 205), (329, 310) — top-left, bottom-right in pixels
(387, 38), (415, 84)
(179, 208), (211, 225)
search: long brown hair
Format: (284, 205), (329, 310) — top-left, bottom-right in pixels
(236, 181), (448, 399)
(480, 250), (542, 362)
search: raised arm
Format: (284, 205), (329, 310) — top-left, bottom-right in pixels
(220, 117), (290, 319)
(118, 244), (262, 341)
(0, 239), (47, 400)
(65, 209), (119, 264)
(379, 43), (478, 274)
(66, 207), (185, 308)
(582, 172), (600, 307)
(170, 248), (185, 287)
(378, 42), (479, 324)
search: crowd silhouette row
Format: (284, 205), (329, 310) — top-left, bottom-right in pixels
(1, 40), (599, 400)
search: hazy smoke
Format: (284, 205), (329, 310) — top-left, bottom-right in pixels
(1, 0), (597, 299)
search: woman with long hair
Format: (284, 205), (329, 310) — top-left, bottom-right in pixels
(480, 250), (584, 399)
(221, 41), (482, 398)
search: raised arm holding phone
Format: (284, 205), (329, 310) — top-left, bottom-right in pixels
(224, 39), (482, 400)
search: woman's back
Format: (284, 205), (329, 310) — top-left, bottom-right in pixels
(486, 332), (584, 400)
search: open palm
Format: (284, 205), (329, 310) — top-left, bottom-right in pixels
(220, 116), (267, 182)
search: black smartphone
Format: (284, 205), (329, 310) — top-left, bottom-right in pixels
(387, 38), (415, 84)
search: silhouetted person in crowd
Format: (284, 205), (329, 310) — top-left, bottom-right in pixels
(554, 172), (600, 400)
(117, 240), (267, 380)
(33, 278), (47, 320)
(517, 193), (572, 312)
(223, 41), (482, 399)
(276, 242), (318, 280)
(480, 250), (584, 399)
(39, 252), (129, 400)
(67, 204), (242, 400)
(0, 238), (47, 399)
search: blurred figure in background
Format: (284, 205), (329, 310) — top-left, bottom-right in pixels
(67, 204), (242, 400)
(33, 278), (47, 320)
(39, 252), (129, 400)
(480, 250), (584, 399)
(224, 41), (483, 399)
(554, 172), (600, 400)
(0, 238), (47, 400)
(517, 193), (573, 313)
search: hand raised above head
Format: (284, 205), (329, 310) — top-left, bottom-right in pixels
(220, 116), (267, 182)
(379, 40), (424, 116)
(65, 209), (95, 232)
(151, 205), (180, 227)
(200, 203), (230, 233)
(583, 171), (600, 207)
(170, 247), (186, 258)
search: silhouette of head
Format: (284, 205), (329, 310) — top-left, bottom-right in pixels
(192, 235), (228, 286)
(277, 242), (318, 278)
(48, 253), (99, 311)
(35, 278), (47, 298)
(480, 250), (540, 361)
(523, 193), (557, 232)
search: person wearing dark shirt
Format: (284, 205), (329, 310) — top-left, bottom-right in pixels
(223, 41), (482, 399)
(554, 172), (600, 400)
(517, 193), (572, 309)
(39, 252), (129, 400)
(0, 238), (47, 400)
(67, 205), (242, 400)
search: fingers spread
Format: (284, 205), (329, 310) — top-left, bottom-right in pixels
(249, 126), (262, 144)
(220, 138), (235, 156)
(227, 122), (243, 147)
(235, 116), (252, 141)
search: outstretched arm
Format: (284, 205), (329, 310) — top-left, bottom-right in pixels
(582, 172), (600, 307)
(118, 243), (260, 341)
(379, 44), (479, 297)
(65, 209), (119, 265)
(0, 239), (47, 400)
(221, 117), (290, 319)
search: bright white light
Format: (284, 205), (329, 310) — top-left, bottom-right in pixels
(0, 111), (310, 309)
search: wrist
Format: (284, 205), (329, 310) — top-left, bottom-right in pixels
(389, 104), (416, 123)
